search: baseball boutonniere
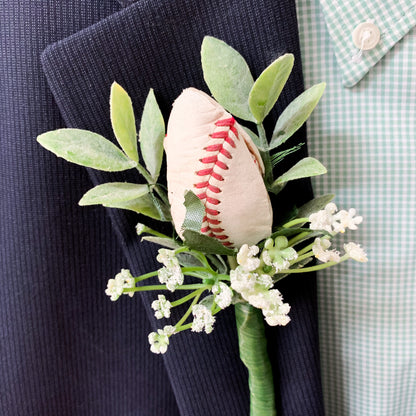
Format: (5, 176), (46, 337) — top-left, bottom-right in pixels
(38, 36), (367, 416)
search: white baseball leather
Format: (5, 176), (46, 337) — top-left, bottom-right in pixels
(164, 88), (273, 248)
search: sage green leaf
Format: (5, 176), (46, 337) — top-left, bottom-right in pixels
(139, 89), (165, 181)
(296, 194), (335, 218)
(141, 236), (180, 250)
(201, 36), (256, 122)
(249, 53), (294, 123)
(37, 129), (137, 171)
(79, 182), (149, 206)
(110, 82), (138, 163)
(270, 82), (326, 149)
(181, 190), (205, 233)
(271, 157), (326, 188)
(183, 230), (235, 255)
(235, 303), (276, 415)
(96, 193), (163, 220)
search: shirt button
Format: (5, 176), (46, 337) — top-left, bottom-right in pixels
(352, 22), (380, 50)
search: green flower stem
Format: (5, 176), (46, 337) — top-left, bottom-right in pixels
(282, 217), (309, 228)
(136, 163), (170, 208)
(134, 271), (159, 283)
(171, 290), (201, 308)
(290, 251), (313, 266)
(257, 124), (273, 185)
(280, 257), (348, 274)
(297, 242), (314, 256)
(288, 231), (310, 246)
(175, 289), (204, 328)
(217, 273), (231, 281)
(175, 322), (193, 333)
(235, 302), (276, 416)
(143, 227), (171, 239)
(124, 284), (209, 293)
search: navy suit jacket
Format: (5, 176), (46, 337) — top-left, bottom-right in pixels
(0, 1), (324, 414)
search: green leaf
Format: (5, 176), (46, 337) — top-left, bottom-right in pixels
(37, 129), (137, 171)
(96, 193), (164, 220)
(249, 54), (294, 123)
(201, 36), (256, 122)
(141, 236), (181, 250)
(79, 182), (149, 206)
(183, 230), (235, 255)
(270, 82), (326, 149)
(110, 82), (138, 163)
(271, 143), (304, 168)
(181, 191), (205, 233)
(139, 89), (165, 181)
(296, 194), (335, 219)
(270, 157), (327, 193)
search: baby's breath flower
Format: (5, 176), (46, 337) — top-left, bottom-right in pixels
(312, 238), (341, 263)
(333, 209), (363, 233)
(230, 267), (257, 294)
(105, 268), (135, 301)
(156, 248), (179, 268)
(344, 242), (368, 262)
(256, 274), (274, 290)
(236, 244), (261, 272)
(136, 222), (146, 235)
(261, 236), (297, 272)
(212, 282), (233, 309)
(309, 202), (338, 233)
(157, 265), (184, 292)
(148, 325), (176, 354)
(191, 304), (216, 334)
(151, 294), (172, 319)
(262, 289), (291, 326)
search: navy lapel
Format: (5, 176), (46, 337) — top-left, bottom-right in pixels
(41, 0), (324, 414)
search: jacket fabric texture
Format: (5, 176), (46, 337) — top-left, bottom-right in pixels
(0, 1), (324, 414)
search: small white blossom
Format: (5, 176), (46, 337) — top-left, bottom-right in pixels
(256, 274), (274, 290)
(136, 222), (146, 235)
(333, 209), (363, 233)
(309, 202), (338, 233)
(105, 268), (135, 301)
(151, 294), (172, 319)
(262, 289), (291, 326)
(148, 325), (176, 354)
(191, 304), (216, 334)
(236, 244), (261, 272)
(158, 266), (184, 292)
(344, 242), (368, 262)
(212, 282), (233, 309)
(261, 236), (297, 272)
(230, 267), (257, 293)
(312, 238), (341, 263)
(245, 290), (270, 309)
(156, 248), (179, 268)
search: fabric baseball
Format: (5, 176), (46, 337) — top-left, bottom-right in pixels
(164, 88), (273, 248)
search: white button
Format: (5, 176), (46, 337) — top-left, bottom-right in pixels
(352, 22), (380, 50)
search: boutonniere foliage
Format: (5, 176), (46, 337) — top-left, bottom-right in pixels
(38, 36), (367, 416)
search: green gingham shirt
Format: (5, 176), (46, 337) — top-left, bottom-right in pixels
(296, 0), (416, 414)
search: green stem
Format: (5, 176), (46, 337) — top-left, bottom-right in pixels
(171, 290), (201, 308)
(136, 164), (170, 208)
(279, 257), (348, 274)
(288, 231), (310, 246)
(124, 284), (208, 293)
(282, 217), (309, 228)
(235, 303), (276, 416)
(134, 271), (159, 283)
(257, 124), (273, 186)
(175, 289), (204, 327)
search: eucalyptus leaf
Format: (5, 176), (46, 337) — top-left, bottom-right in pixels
(296, 194), (335, 219)
(249, 53), (294, 123)
(176, 252), (204, 268)
(141, 236), (181, 250)
(37, 129), (137, 171)
(79, 182), (149, 206)
(181, 190), (205, 233)
(201, 36), (256, 122)
(110, 82), (138, 163)
(273, 157), (326, 185)
(270, 82), (326, 149)
(183, 230), (235, 255)
(97, 193), (164, 220)
(139, 89), (165, 181)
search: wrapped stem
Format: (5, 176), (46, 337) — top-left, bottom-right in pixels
(235, 302), (276, 416)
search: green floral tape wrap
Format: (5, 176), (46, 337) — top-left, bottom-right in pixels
(235, 302), (276, 416)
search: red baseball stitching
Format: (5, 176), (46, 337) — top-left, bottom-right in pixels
(194, 117), (238, 247)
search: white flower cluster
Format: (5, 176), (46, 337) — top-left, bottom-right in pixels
(309, 203), (363, 234)
(105, 269), (135, 301)
(231, 244), (291, 326)
(191, 304), (216, 333)
(151, 294), (172, 319)
(344, 242), (368, 262)
(148, 325), (176, 354)
(212, 281), (233, 309)
(135, 222), (146, 235)
(312, 238), (341, 263)
(156, 249), (184, 291)
(262, 237), (298, 273)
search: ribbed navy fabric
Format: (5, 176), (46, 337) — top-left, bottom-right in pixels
(0, 1), (179, 416)
(1, 0), (324, 415)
